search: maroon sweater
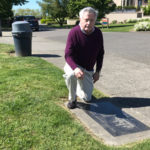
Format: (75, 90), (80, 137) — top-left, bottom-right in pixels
(65, 25), (104, 72)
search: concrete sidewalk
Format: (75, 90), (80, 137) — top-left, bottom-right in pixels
(1, 31), (150, 146)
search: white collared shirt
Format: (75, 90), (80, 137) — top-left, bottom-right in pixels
(79, 23), (95, 35)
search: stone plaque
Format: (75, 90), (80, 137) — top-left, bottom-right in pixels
(78, 101), (150, 137)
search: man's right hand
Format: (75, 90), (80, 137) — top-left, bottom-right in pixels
(74, 67), (84, 79)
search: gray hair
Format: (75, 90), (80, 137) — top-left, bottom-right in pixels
(79, 7), (98, 20)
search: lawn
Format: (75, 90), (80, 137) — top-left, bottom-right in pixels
(2, 22), (135, 32)
(98, 23), (135, 32)
(46, 23), (135, 32)
(0, 44), (150, 150)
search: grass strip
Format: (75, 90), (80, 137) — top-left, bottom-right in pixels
(0, 44), (150, 150)
(46, 23), (135, 32)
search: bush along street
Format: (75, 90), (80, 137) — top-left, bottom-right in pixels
(134, 21), (150, 31)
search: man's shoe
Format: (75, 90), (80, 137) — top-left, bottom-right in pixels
(84, 100), (92, 103)
(67, 100), (77, 109)
(82, 98), (92, 103)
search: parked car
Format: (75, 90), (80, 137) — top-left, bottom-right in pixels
(13, 15), (39, 31)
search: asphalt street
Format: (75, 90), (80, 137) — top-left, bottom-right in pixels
(32, 29), (150, 98)
(1, 29), (150, 98)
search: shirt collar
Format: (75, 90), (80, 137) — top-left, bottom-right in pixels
(79, 24), (95, 35)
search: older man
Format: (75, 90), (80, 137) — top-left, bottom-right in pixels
(64, 7), (104, 109)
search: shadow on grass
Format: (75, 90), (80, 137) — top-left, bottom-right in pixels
(101, 24), (134, 29)
(2, 25), (61, 33)
(110, 24), (133, 28)
(39, 24), (75, 31)
(32, 54), (61, 58)
(38, 25), (58, 32)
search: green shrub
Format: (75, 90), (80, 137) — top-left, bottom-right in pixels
(134, 21), (150, 31)
(40, 18), (57, 25)
(143, 6), (150, 16)
(116, 6), (136, 11)
(123, 6), (136, 10)
(120, 21), (124, 24)
(127, 19), (138, 23)
(45, 18), (57, 25)
(40, 19), (46, 24)
(111, 20), (117, 24)
(139, 18), (150, 22)
(116, 6), (122, 10)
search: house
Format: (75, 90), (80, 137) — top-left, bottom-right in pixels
(105, 0), (150, 23)
(113, 0), (148, 7)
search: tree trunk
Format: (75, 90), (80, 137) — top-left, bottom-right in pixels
(0, 19), (2, 37)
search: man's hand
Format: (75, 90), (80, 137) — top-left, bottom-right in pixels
(74, 68), (84, 79)
(93, 72), (100, 83)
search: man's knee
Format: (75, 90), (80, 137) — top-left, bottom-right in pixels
(64, 73), (77, 87)
(66, 73), (76, 81)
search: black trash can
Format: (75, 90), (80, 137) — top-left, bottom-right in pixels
(12, 21), (32, 56)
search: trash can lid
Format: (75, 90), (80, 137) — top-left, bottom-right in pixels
(12, 21), (32, 32)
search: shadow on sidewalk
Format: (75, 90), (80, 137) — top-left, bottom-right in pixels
(38, 25), (60, 32)
(76, 96), (150, 137)
(101, 97), (150, 108)
(32, 54), (61, 58)
(78, 96), (150, 108)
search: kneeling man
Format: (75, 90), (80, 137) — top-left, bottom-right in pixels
(64, 7), (105, 109)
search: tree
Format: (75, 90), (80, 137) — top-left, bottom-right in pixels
(14, 9), (42, 18)
(37, 1), (49, 19)
(0, 0), (28, 36)
(0, 0), (28, 18)
(67, 0), (116, 19)
(67, 0), (87, 19)
(87, 0), (116, 19)
(38, 0), (115, 26)
(38, 0), (69, 26)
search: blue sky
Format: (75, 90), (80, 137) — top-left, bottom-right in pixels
(13, 0), (42, 10)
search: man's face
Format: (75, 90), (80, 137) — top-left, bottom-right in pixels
(80, 11), (96, 34)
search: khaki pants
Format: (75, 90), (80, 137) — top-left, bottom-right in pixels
(63, 63), (94, 102)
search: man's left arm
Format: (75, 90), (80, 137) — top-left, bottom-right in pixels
(93, 53), (104, 83)
(93, 32), (105, 83)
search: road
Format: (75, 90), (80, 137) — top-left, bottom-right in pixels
(1, 27), (150, 98)
(32, 28), (150, 98)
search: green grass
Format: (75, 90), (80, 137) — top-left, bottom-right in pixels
(47, 23), (135, 32)
(47, 23), (75, 29)
(98, 23), (135, 32)
(0, 43), (150, 150)
(3, 22), (134, 32)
